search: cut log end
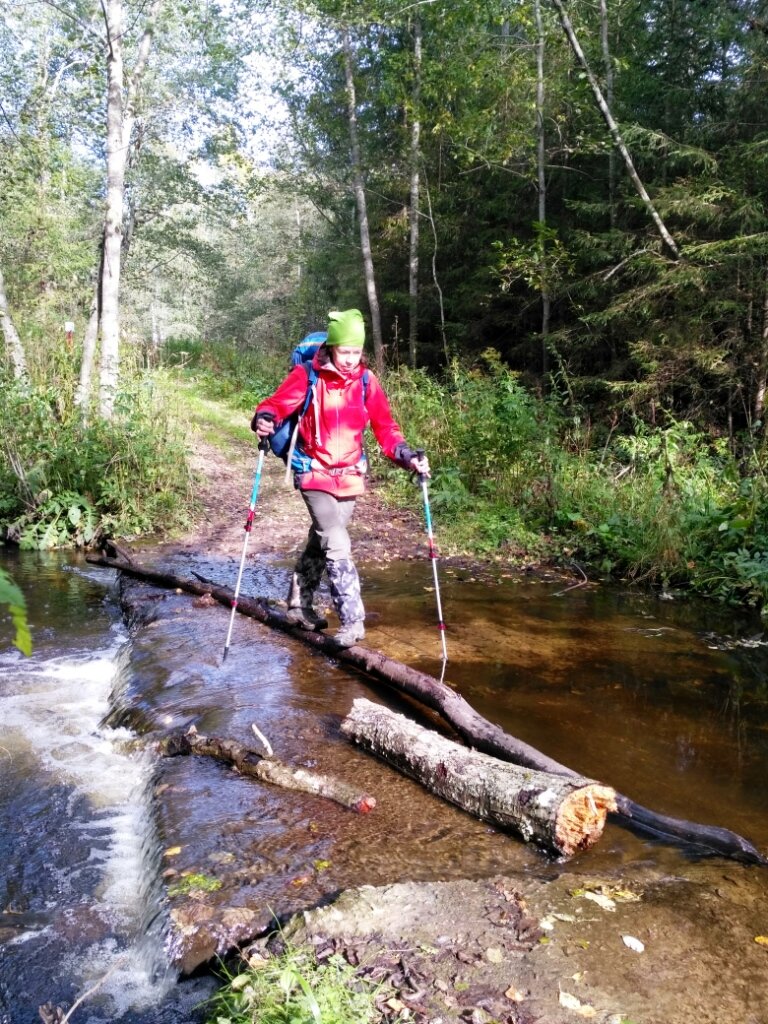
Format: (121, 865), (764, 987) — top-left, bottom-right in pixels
(354, 795), (377, 814)
(556, 784), (617, 858)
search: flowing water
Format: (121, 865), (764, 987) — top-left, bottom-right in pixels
(2, 547), (768, 1023)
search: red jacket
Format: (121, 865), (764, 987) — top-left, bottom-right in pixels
(256, 356), (406, 497)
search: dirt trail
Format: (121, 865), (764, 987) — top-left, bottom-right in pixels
(161, 430), (431, 568)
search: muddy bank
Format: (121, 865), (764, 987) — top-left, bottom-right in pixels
(278, 867), (768, 1024)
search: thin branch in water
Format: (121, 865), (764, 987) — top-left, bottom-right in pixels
(251, 723), (273, 757)
(553, 561), (589, 597)
(40, 955), (128, 1024)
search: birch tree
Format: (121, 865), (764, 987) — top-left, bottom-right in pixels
(97, 0), (162, 418)
(534, 0), (550, 374)
(0, 264), (27, 380)
(407, 11), (422, 369)
(341, 25), (384, 372)
(550, 0), (680, 260)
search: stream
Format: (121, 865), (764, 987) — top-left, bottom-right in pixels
(2, 546), (768, 1023)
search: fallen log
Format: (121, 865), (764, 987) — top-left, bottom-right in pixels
(160, 726), (376, 814)
(85, 553), (767, 864)
(342, 698), (616, 859)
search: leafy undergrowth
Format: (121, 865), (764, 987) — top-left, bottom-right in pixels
(206, 942), (403, 1024)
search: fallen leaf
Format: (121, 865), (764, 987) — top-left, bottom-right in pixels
(163, 846), (182, 858)
(622, 935), (645, 953)
(505, 984), (526, 1002)
(582, 891), (616, 912)
(485, 946), (504, 963)
(559, 990), (597, 1017)
(290, 875), (311, 888)
(386, 997), (406, 1012)
(754, 935), (768, 947)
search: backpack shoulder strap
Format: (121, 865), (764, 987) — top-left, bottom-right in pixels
(298, 364), (317, 418)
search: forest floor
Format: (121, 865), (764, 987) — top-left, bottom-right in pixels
(143, 413), (768, 1024)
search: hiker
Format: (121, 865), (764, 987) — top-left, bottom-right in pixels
(252, 309), (430, 648)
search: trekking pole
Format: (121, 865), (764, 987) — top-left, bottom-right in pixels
(222, 437), (269, 663)
(415, 449), (448, 663)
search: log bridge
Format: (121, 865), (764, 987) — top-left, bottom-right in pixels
(86, 552), (767, 865)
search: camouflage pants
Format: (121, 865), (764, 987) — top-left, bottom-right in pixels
(294, 491), (364, 624)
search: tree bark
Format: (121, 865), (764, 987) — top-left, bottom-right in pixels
(161, 726), (376, 813)
(75, 287), (100, 411)
(0, 263), (27, 380)
(550, 0), (680, 260)
(341, 26), (384, 373)
(599, 0), (617, 229)
(534, 0), (551, 376)
(98, 0), (162, 418)
(408, 13), (422, 370)
(342, 698), (616, 859)
(84, 552), (767, 865)
(753, 260), (768, 423)
(98, 0), (126, 419)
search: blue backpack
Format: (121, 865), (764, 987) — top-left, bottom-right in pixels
(269, 332), (370, 468)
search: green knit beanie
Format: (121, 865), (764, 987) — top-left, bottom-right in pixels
(326, 309), (366, 347)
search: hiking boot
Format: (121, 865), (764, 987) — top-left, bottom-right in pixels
(286, 571), (328, 631)
(286, 605), (329, 631)
(333, 620), (365, 648)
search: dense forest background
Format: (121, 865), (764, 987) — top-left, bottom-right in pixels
(3, 0), (768, 619)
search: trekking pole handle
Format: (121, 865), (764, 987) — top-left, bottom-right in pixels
(414, 447), (427, 484)
(258, 436), (269, 452)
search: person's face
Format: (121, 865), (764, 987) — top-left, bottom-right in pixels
(331, 346), (364, 374)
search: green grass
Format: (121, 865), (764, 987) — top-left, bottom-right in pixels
(205, 942), (397, 1024)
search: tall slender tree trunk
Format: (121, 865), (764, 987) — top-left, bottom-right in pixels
(97, 0), (161, 418)
(534, 0), (550, 377)
(599, 0), (617, 229)
(341, 27), (384, 373)
(408, 13), (422, 370)
(99, 0), (126, 419)
(754, 262), (768, 423)
(75, 290), (100, 411)
(550, 0), (680, 260)
(0, 264), (27, 380)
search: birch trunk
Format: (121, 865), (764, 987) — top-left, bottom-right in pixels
(162, 726), (376, 813)
(342, 698), (616, 858)
(599, 0), (617, 228)
(341, 27), (384, 373)
(754, 261), (768, 423)
(551, 0), (680, 259)
(534, 0), (550, 376)
(408, 14), (422, 370)
(98, 0), (161, 418)
(98, 0), (126, 419)
(75, 285), (101, 411)
(0, 264), (27, 380)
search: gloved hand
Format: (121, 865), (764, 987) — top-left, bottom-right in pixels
(396, 443), (430, 477)
(251, 411), (275, 439)
(411, 451), (431, 478)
